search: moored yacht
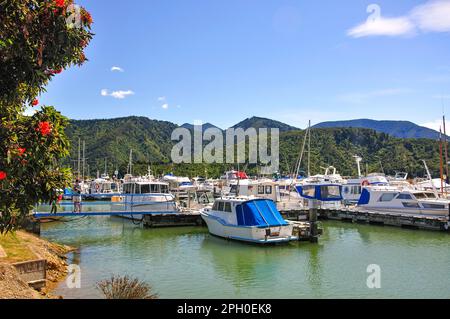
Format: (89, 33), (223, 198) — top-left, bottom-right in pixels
(356, 186), (450, 217)
(201, 197), (297, 244)
(115, 177), (177, 220)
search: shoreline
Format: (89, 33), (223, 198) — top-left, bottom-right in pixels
(0, 230), (74, 299)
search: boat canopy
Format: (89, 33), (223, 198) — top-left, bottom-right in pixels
(296, 184), (343, 202)
(235, 199), (288, 228)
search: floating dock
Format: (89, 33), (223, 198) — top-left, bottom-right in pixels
(280, 208), (450, 232)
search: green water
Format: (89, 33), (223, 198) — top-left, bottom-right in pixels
(39, 202), (450, 299)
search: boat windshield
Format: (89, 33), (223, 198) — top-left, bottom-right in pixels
(414, 192), (435, 199)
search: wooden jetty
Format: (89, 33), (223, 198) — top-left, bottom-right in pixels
(142, 210), (204, 228)
(280, 207), (450, 232)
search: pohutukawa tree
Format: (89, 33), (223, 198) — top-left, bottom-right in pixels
(0, 0), (93, 233)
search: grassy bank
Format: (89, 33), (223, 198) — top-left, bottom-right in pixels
(0, 230), (73, 299)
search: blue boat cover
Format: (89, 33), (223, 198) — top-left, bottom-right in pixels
(296, 184), (343, 202)
(235, 199), (288, 228)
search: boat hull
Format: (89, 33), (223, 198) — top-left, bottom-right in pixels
(201, 212), (296, 244)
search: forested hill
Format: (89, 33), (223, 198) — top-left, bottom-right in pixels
(65, 116), (443, 178)
(313, 119), (440, 139)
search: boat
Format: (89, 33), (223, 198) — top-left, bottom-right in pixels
(201, 197), (297, 244)
(356, 185), (450, 217)
(341, 156), (389, 204)
(115, 177), (177, 220)
(87, 175), (121, 200)
(295, 166), (344, 210)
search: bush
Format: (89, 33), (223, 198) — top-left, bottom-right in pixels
(96, 275), (159, 300)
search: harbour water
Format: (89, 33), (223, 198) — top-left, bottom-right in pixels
(39, 202), (450, 299)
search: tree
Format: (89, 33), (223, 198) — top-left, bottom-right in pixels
(0, 0), (93, 233)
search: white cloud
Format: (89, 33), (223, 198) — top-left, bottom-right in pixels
(161, 103), (169, 110)
(101, 89), (135, 99)
(347, 17), (415, 38)
(338, 88), (411, 104)
(411, 0), (450, 32)
(111, 66), (124, 72)
(348, 0), (450, 38)
(421, 119), (450, 132)
(158, 96), (166, 102)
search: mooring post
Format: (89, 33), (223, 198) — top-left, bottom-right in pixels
(309, 199), (319, 243)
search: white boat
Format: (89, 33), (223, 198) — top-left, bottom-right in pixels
(115, 178), (177, 220)
(295, 166), (344, 210)
(356, 186), (450, 217)
(201, 197), (297, 244)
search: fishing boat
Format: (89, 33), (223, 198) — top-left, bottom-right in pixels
(356, 186), (450, 217)
(201, 197), (297, 244)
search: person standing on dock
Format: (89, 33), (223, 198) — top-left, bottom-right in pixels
(73, 179), (82, 213)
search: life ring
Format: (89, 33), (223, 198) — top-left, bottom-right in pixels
(361, 180), (370, 187)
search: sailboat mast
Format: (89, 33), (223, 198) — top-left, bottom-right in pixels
(443, 115), (449, 194)
(308, 120), (311, 177)
(439, 127), (444, 196)
(77, 137), (81, 180)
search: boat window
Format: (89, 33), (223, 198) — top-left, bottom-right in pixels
(302, 185), (315, 198)
(352, 186), (362, 195)
(378, 193), (397, 202)
(320, 186), (341, 200)
(265, 186), (273, 194)
(397, 193), (413, 200)
(258, 186), (265, 195)
(218, 201), (225, 211)
(414, 192), (432, 199)
(135, 184), (141, 194)
(402, 202), (420, 208)
(150, 184), (158, 193)
(213, 201), (219, 211)
(422, 203), (445, 209)
(224, 202), (232, 213)
(141, 184), (151, 194)
(161, 185), (169, 193)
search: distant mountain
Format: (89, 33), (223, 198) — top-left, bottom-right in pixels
(65, 116), (443, 178)
(181, 122), (222, 131)
(232, 116), (299, 132)
(313, 119), (440, 140)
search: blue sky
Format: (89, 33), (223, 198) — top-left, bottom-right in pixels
(37, 0), (450, 130)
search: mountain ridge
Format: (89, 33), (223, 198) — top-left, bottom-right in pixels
(313, 119), (439, 139)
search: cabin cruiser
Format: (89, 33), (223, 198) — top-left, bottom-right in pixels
(356, 186), (450, 217)
(163, 174), (196, 192)
(226, 179), (303, 211)
(342, 173), (389, 204)
(115, 177), (177, 220)
(201, 197), (297, 244)
(88, 176), (121, 200)
(295, 166), (344, 210)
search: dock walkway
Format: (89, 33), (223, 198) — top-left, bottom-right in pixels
(280, 207), (450, 232)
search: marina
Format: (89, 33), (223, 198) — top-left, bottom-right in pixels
(37, 208), (450, 299)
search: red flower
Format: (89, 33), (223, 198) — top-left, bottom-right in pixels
(55, 0), (65, 8)
(18, 148), (26, 156)
(81, 10), (93, 25)
(32, 99), (39, 106)
(0, 171), (7, 181)
(38, 121), (52, 136)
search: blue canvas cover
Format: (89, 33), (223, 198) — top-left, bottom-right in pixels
(296, 184), (343, 202)
(236, 199), (288, 228)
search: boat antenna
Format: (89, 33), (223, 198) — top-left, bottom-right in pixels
(293, 121), (310, 180)
(422, 159), (438, 198)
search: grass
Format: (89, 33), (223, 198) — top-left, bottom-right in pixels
(0, 231), (37, 263)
